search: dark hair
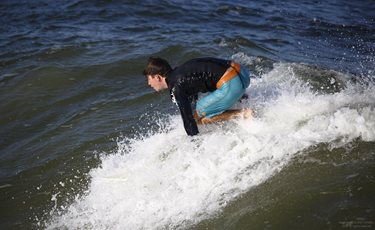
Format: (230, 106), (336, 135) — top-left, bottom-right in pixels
(143, 56), (172, 77)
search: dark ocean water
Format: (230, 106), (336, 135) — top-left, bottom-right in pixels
(1, 0), (374, 229)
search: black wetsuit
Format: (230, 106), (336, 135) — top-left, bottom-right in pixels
(166, 57), (231, 136)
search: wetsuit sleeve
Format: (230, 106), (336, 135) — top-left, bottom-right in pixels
(173, 86), (199, 136)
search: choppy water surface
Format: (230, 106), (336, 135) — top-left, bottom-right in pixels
(0, 0), (374, 229)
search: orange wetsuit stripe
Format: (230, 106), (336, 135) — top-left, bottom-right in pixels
(216, 62), (241, 89)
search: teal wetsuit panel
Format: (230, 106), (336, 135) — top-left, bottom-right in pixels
(196, 65), (250, 118)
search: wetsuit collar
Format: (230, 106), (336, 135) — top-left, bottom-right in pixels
(165, 69), (174, 89)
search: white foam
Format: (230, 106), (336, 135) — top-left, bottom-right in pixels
(47, 56), (375, 229)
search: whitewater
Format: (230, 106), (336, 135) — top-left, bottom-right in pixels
(47, 54), (375, 229)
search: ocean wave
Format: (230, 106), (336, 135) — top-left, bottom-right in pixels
(46, 54), (375, 229)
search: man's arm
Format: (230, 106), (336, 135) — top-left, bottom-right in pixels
(173, 87), (199, 136)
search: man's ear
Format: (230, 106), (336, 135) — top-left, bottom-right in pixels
(156, 74), (163, 81)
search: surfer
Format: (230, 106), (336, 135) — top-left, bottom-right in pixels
(143, 57), (252, 136)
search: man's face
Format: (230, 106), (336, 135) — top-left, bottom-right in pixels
(147, 75), (164, 92)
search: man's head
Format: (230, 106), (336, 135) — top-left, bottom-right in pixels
(143, 57), (172, 92)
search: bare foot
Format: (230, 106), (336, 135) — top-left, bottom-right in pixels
(242, 108), (253, 119)
(199, 109), (252, 125)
